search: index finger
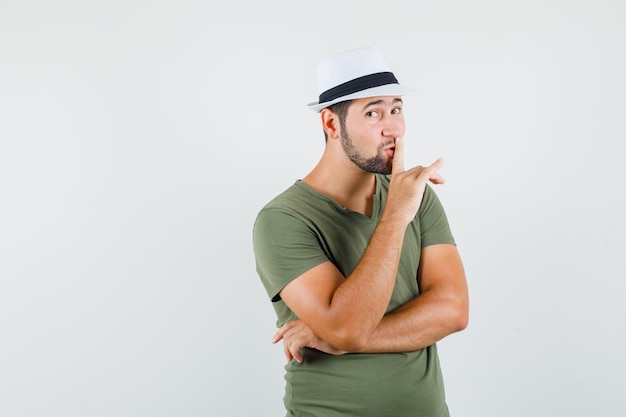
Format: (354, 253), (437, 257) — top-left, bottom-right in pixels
(271, 329), (284, 344)
(419, 158), (445, 183)
(391, 137), (405, 174)
(271, 320), (297, 344)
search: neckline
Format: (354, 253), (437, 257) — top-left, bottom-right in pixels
(295, 174), (382, 220)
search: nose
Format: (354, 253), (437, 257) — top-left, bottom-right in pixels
(382, 116), (404, 138)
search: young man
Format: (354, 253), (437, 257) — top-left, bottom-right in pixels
(253, 46), (469, 417)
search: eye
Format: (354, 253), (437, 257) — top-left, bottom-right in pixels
(366, 110), (379, 118)
(391, 107), (402, 115)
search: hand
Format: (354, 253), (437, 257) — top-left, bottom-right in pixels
(385, 137), (445, 226)
(271, 320), (346, 363)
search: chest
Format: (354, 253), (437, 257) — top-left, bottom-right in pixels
(312, 214), (423, 310)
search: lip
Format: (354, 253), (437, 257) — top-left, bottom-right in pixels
(384, 147), (395, 156)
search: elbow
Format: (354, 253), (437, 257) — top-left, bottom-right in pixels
(330, 325), (369, 352)
(453, 299), (469, 332)
(440, 293), (469, 334)
(336, 338), (367, 353)
(455, 311), (469, 332)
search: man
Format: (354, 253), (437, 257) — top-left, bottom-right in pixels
(253, 46), (469, 417)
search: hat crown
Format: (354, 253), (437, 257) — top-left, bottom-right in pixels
(317, 46), (391, 94)
(307, 46), (412, 112)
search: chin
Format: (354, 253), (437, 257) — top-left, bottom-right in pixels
(368, 165), (392, 175)
(378, 162), (393, 175)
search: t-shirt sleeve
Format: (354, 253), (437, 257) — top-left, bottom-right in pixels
(417, 185), (456, 247)
(253, 207), (330, 302)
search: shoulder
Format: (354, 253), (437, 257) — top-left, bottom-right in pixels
(254, 183), (303, 232)
(253, 181), (327, 240)
(259, 182), (305, 211)
(419, 183), (444, 212)
(255, 180), (340, 227)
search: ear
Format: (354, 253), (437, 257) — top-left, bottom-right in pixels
(320, 108), (340, 140)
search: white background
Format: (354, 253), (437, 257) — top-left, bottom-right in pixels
(1, 1), (625, 416)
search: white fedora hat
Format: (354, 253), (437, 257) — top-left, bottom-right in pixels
(307, 46), (414, 112)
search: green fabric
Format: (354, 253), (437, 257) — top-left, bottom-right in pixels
(253, 174), (456, 417)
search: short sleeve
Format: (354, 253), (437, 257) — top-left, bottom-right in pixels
(417, 185), (456, 247)
(253, 208), (330, 302)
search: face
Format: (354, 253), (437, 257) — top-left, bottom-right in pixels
(339, 96), (405, 175)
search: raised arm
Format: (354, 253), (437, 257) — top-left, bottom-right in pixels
(278, 137), (445, 352)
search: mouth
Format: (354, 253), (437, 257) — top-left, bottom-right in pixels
(382, 140), (396, 157)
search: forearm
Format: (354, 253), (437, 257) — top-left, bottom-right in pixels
(353, 244), (470, 353)
(355, 290), (469, 353)
(327, 216), (406, 343)
(274, 288), (468, 359)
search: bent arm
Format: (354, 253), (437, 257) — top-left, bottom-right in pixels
(279, 160), (446, 351)
(356, 243), (469, 352)
(275, 244), (469, 357)
(277, 138), (446, 352)
(279, 215), (406, 352)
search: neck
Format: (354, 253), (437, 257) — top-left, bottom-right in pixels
(303, 146), (377, 216)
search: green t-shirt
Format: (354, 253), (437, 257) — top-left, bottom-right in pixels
(253, 174), (456, 417)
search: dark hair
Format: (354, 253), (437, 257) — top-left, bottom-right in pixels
(323, 100), (352, 142)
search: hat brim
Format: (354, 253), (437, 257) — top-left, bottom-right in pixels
(307, 83), (414, 112)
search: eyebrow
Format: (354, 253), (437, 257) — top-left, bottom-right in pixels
(361, 97), (403, 111)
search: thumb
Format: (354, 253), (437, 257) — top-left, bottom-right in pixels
(392, 137), (405, 174)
